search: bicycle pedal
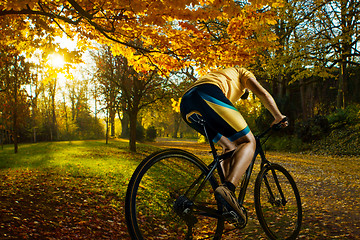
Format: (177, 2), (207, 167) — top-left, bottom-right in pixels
(223, 211), (246, 229)
(223, 211), (241, 222)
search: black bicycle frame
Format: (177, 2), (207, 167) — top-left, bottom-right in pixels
(192, 117), (271, 204)
(185, 113), (275, 212)
(180, 113), (290, 228)
(206, 132), (271, 206)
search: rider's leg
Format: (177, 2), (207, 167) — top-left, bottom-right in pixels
(225, 132), (256, 187)
(217, 136), (236, 177)
(215, 132), (255, 221)
(217, 132), (256, 186)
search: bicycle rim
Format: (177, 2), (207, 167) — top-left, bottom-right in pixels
(125, 149), (224, 240)
(254, 163), (302, 240)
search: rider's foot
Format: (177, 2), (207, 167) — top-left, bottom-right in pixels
(215, 184), (246, 222)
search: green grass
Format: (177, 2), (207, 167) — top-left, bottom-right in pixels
(0, 139), (161, 239)
(1, 139), (157, 179)
(1, 140), (165, 202)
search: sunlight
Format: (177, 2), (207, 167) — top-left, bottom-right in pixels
(48, 53), (65, 68)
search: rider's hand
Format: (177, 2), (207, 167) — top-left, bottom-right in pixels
(271, 116), (288, 128)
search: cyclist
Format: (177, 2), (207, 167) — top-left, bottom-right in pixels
(180, 67), (288, 222)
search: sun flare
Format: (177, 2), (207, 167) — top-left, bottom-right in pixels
(48, 53), (65, 68)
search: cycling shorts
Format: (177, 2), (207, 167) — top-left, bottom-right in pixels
(180, 84), (250, 143)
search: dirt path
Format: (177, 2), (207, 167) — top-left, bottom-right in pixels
(150, 138), (213, 156)
(148, 138), (360, 239)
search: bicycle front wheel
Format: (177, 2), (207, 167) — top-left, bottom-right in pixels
(125, 149), (224, 240)
(254, 163), (302, 240)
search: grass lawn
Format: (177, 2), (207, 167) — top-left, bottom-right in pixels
(1, 139), (360, 239)
(0, 139), (158, 239)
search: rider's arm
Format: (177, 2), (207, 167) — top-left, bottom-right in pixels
(245, 77), (286, 126)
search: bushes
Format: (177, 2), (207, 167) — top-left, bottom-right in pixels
(136, 124), (145, 142)
(136, 125), (157, 142)
(261, 135), (310, 153)
(146, 126), (157, 142)
(312, 104), (360, 155)
(263, 104), (360, 155)
(295, 116), (330, 142)
(313, 125), (360, 155)
(294, 104), (360, 143)
(327, 104), (360, 129)
(292, 104), (360, 155)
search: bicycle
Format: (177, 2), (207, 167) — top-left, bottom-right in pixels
(125, 115), (302, 240)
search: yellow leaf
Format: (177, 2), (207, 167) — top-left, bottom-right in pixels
(171, 98), (181, 113)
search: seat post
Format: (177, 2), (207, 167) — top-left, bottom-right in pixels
(188, 113), (218, 157)
(188, 113), (225, 182)
(201, 122), (218, 159)
(202, 122), (226, 183)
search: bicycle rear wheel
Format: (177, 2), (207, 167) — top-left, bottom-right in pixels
(254, 163), (302, 240)
(125, 149), (224, 240)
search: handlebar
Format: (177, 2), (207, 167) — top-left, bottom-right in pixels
(257, 117), (289, 139)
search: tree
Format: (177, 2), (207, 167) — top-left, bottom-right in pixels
(248, 0), (360, 122)
(2, 0), (302, 151)
(168, 67), (198, 138)
(64, 78), (100, 140)
(92, 45), (168, 151)
(123, 68), (167, 152)
(0, 47), (32, 153)
(309, 0), (360, 109)
(1, 0), (283, 73)
(91, 46), (122, 143)
(250, 0), (321, 120)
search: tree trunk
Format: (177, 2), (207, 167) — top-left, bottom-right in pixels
(1, 130), (4, 150)
(110, 107), (115, 137)
(129, 110), (138, 152)
(63, 94), (69, 139)
(336, 62), (347, 109)
(32, 108), (37, 143)
(119, 111), (130, 138)
(12, 67), (19, 153)
(13, 104), (18, 153)
(308, 82), (315, 118)
(50, 79), (57, 140)
(299, 79), (307, 120)
(13, 117), (18, 153)
(105, 108), (109, 144)
(33, 127), (37, 143)
(336, 1), (350, 109)
(172, 114), (182, 138)
(13, 85), (18, 153)
(355, 72), (360, 103)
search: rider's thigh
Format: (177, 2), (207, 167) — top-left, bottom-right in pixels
(218, 136), (237, 153)
(233, 131), (256, 148)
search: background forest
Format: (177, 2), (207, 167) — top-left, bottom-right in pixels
(0, 0), (359, 154)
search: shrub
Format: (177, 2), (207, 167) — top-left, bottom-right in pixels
(295, 115), (330, 142)
(146, 126), (157, 142)
(262, 135), (310, 152)
(136, 124), (145, 142)
(327, 104), (360, 129)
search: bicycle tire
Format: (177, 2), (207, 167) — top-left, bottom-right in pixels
(254, 163), (302, 240)
(125, 149), (224, 240)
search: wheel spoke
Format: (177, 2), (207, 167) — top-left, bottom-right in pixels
(255, 163), (302, 240)
(125, 150), (224, 240)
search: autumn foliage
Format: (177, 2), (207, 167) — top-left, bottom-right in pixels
(0, 0), (283, 73)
